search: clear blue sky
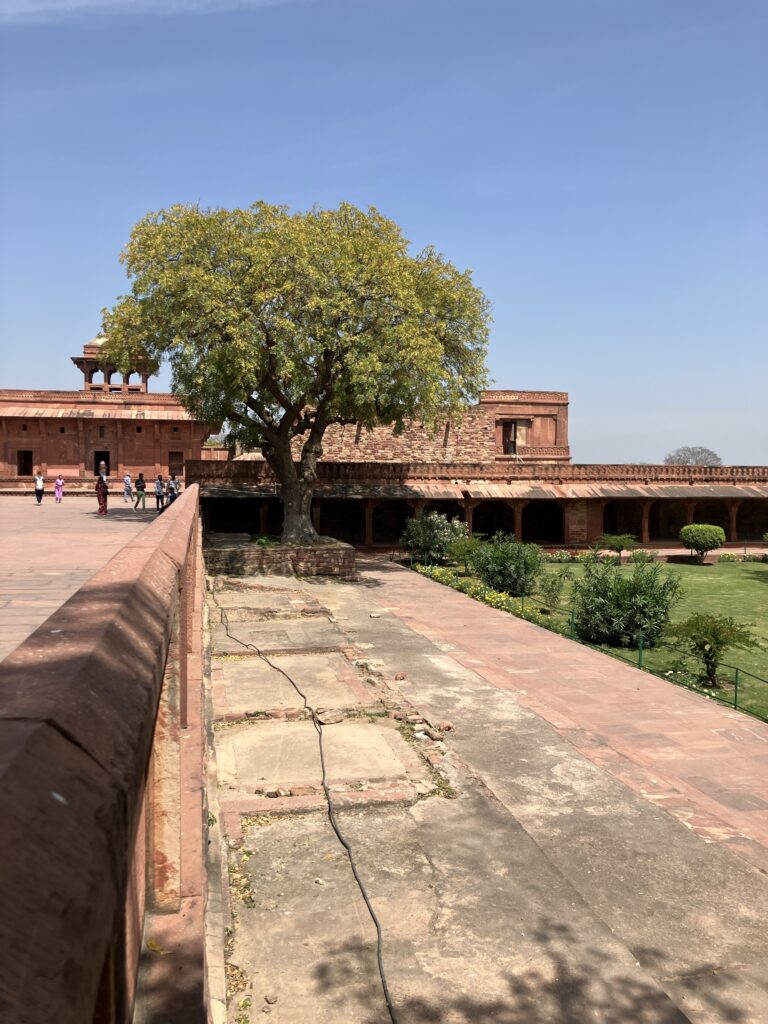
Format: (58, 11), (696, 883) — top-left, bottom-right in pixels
(1, 0), (766, 463)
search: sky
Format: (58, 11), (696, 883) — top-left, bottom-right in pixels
(0, 0), (766, 464)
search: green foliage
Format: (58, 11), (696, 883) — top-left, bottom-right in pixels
(545, 549), (575, 563)
(599, 533), (638, 555)
(102, 201), (490, 542)
(718, 552), (738, 562)
(446, 534), (485, 574)
(629, 549), (658, 564)
(401, 512), (468, 565)
(537, 569), (571, 611)
(667, 613), (759, 686)
(763, 532), (768, 544)
(471, 533), (544, 597)
(679, 523), (726, 564)
(571, 563), (682, 648)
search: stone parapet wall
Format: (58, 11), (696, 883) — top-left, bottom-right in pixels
(0, 486), (202, 1024)
(187, 459), (768, 487)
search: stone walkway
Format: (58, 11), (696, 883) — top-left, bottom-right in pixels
(205, 561), (768, 1024)
(0, 495), (155, 661)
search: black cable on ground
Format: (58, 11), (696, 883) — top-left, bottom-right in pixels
(211, 589), (401, 1024)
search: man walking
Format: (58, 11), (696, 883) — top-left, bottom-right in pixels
(134, 472), (147, 510)
(154, 474), (165, 513)
(123, 472), (133, 503)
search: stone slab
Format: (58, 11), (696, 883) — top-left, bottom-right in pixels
(227, 790), (693, 1024)
(210, 618), (346, 656)
(215, 719), (424, 796)
(211, 653), (376, 719)
(211, 587), (328, 620)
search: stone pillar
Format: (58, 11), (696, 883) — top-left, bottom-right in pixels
(364, 500), (379, 546)
(728, 500), (741, 543)
(462, 498), (479, 536)
(311, 500), (321, 533)
(505, 500), (528, 542)
(154, 422), (162, 478)
(640, 500), (653, 544)
(259, 502), (269, 536)
(563, 499), (588, 546)
(76, 420), (85, 477)
(685, 500), (697, 526)
(115, 420), (124, 477)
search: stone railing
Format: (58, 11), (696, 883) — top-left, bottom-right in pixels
(0, 486), (204, 1024)
(187, 459), (768, 488)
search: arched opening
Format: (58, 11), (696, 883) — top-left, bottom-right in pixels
(473, 501), (515, 538)
(648, 500), (687, 541)
(318, 500), (365, 544)
(265, 500), (283, 536)
(424, 500), (464, 521)
(373, 501), (411, 544)
(602, 500), (641, 539)
(123, 371), (137, 385)
(692, 500), (729, 533)
(522, 501), (564, 543)
(737, 500), (768, 541)
(89, 369), (104, 387)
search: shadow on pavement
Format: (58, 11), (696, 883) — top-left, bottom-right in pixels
(312, 918), (747, 1024)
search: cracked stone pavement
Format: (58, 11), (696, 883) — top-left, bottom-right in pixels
(204, 562), (768, 1024)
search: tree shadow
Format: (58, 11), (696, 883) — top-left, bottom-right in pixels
(312, 918), (749, 1024)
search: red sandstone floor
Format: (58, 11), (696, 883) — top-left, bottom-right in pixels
(358, 557), (768, 874)
(0, 495), (154, 661)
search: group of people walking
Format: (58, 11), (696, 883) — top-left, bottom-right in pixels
(30, 468), (182, 516)
(123, 471), (182, 513)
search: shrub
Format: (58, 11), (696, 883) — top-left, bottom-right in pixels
(599, 533), (638, 559)
(447, 534), (485, 574)
(763, 532), (768, 544)
(629, 549), (657, 564)
(538, 569), (571, 611)
(471, 533), (544, 597)
(717, 552), (737, 563)
(400, 512), (467, 564)
(679, 523), (726, 564)
(667, 613), (759, 687)
(545, 549), (575, 563)
(571, 563), (681, 647)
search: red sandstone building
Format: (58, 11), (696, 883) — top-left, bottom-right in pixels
(189, 390), (768, 546)
(2, 344), (766, 544)
(0, 338), (213, 483)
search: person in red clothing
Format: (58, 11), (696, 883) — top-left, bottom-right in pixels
(95, 474), (108, 515)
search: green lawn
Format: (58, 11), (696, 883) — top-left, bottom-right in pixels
(537, 560), (768, 718)
(443, 558), (768, 719)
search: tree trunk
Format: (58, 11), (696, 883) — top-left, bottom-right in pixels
(263, 434), (322, 546)
(281, 475), (319, 545)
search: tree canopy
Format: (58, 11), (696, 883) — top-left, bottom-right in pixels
(664, 446), (722, 467)
(102, 201), (490, 542)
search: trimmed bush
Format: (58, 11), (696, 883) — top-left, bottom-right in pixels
(401, 512), (467, 564)
(679, 523), (726, 564)
(471, 533), (544, 597)
(667, 613), (759, 687)
(571, 562), (681, 647)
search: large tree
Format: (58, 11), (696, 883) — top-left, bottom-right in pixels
(102, 202), (490, 543)
(664, 446), (722, 467)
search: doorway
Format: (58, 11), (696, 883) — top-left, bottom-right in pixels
(17, 451), (33, 476)
(169, 451), (185, 477)
(94, 450), (110, 476)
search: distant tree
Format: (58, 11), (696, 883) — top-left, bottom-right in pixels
(664, 446), (722, 467)
(102, 202), (490, 544)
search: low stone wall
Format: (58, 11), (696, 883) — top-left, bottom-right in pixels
(0, 486), (203, 1024)
(204, 534), (355, 578)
